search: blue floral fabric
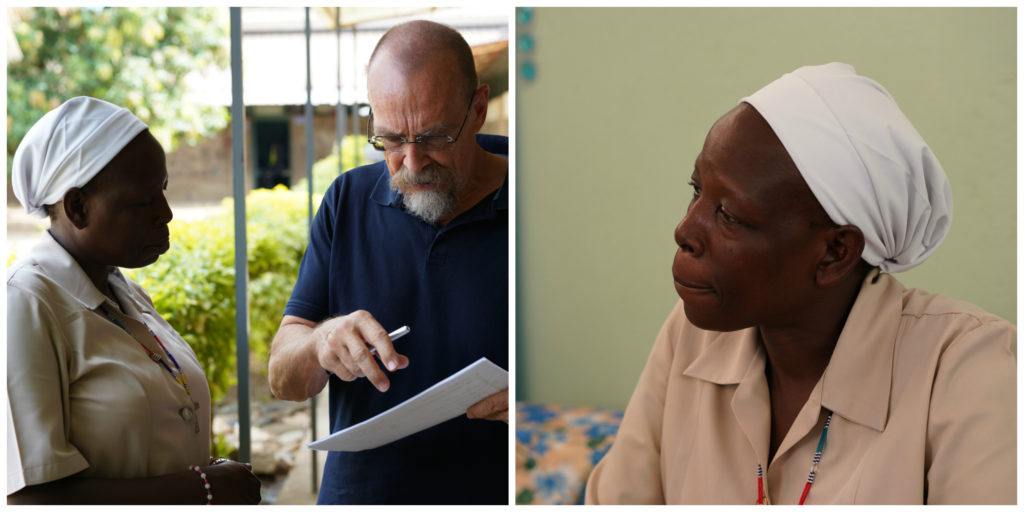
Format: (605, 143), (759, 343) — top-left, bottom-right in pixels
(515, 402), (623, 505)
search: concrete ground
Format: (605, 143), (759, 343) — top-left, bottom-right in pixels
(274, 393), (330, 504)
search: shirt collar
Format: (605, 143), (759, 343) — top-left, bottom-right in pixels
(29, 230), (111, 311)
(682, 327), (761, 385)
(491, 174), (508, 211)
(819, 269), (901, 432)
(370, 162), (401, 207)
(682, 269), (900, 432)
(107, 266), (150, 318)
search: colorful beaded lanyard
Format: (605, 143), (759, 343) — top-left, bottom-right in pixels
(756, 411), (834, 505)
(102, 305), (200, 432)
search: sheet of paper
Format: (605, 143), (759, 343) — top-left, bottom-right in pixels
(308, 357), (508, 452)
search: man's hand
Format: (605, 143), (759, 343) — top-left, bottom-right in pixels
(466, 388), (508, 423)
(314, 310), (409, 392)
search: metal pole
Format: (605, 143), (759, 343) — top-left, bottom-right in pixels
(335, 7), (344, 175)
(304, 6), (319, 496)
(305, 8), (314, 223)
(229, 6), (251, 464)
(351, 25), (361, 167)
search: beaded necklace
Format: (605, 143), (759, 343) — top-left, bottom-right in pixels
(755, 411), (834, 505)
(102, 304), (200, 433)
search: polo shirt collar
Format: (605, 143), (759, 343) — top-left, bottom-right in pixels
(682, 269), (900, 432)
(30, 230), (110, 311)
(491, 174), (508, 211)
(371, 163), (401, 207)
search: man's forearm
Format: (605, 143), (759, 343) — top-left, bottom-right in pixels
(268, 321), (329, 401)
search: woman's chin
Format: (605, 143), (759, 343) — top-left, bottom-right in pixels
(681, 301), (748, 333)
(124, 246), (169, 269)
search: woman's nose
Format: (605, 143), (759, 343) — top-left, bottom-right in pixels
(675, 206), (706, 258)
(156, 193), (173, 224)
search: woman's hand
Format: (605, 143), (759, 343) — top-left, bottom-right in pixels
(201, 460), (262, 505)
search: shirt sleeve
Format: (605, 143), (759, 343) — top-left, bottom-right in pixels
(925, 319), (1016, 504)
(6, 284), (89, 494)
(284, 180), (339, 322)
(585, 302), (683, 504)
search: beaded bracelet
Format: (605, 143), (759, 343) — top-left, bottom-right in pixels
(188, 464), (213, 505)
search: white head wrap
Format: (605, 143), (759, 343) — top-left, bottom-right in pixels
(12, 96), (148, 218)
(742, 62), (952, 273)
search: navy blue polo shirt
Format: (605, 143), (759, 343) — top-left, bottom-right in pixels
(284, 134), (508, 504)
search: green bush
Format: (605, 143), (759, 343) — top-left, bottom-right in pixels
(294, 135), (377, 196)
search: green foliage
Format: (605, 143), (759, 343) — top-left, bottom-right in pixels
(7, 7), (229, 156)
(126, 186), (319, 404)
(211, 432), (239, 460)
(293, 135), (373, 196)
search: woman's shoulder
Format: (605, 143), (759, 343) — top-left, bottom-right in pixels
(899, 285), (1010, 326)
(891, 284), (1014, 385)
(6, 259), (78, 351)
(897, 285), (1014, 344)
(8, 256), (71, 315)
(7, 234), (98, 321)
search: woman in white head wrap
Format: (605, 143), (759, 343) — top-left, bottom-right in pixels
(586, 64), (1015, 504)
(7, 97), (260, 504)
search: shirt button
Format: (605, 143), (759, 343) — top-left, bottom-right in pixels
(179, 406), (194, 422)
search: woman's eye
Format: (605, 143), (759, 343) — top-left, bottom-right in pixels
(688, 180), (701, 198)
(717, 206), (739, 224)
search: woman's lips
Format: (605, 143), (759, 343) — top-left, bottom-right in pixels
(673, 277), (715, 293)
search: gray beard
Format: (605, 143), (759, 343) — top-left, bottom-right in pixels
(390, 165), (462, 225)
(401, 187), (456, 224)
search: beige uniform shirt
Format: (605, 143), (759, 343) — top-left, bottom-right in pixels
(7, 231), (211, 494)
(586, 271), (1016, 504)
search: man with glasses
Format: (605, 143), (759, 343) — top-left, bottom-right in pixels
(267, 20), (508, 504)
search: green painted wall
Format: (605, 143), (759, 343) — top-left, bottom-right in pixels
(516, 8), (1016, 409)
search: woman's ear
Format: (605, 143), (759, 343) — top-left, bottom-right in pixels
(816, 224), (866, 287)
(61, 188), (89, 230)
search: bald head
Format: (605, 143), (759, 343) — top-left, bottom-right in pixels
(368, 20), (478, 100)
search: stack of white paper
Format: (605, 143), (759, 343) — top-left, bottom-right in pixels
(308, 357), (508, 452)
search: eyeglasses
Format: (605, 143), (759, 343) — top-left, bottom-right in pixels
(368, 95), (475, 153)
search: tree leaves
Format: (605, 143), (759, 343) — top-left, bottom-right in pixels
(7, 7), (229, 157)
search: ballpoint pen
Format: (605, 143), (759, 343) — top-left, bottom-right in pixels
(369, 325), (411, 356)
